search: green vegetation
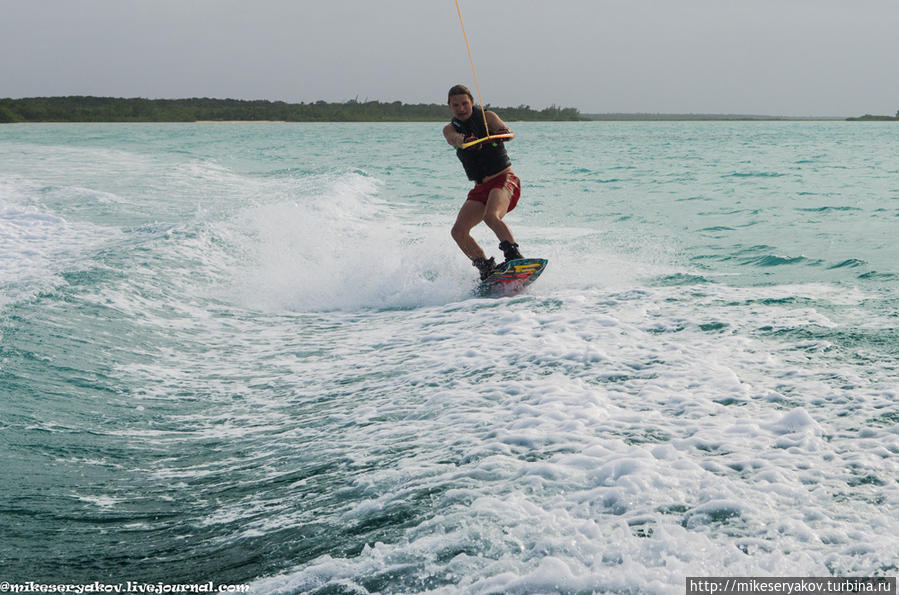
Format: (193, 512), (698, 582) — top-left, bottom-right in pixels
(846, 113), (898, 121)
(0, 96), (585, 123)
(584, 113), (841, 121)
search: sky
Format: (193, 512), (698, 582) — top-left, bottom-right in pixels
(2, 0), (897, 117)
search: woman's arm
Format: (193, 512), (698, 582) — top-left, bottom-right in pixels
(443, 122), (465, 148)
(485, 111), (514, 140)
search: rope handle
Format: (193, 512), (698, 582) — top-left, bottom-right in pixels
(461, 132), (514, 149)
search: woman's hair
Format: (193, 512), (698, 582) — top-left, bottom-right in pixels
(447, 84), (474, 103)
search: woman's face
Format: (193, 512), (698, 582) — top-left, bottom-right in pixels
(449, 94), (473, 121)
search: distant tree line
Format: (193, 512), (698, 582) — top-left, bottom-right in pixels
(846, 111), (899, 121)
(0, 96), (585, 123)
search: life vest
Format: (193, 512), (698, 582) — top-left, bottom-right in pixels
(451, 106), (511, 183)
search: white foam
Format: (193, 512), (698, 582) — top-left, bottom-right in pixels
(0, 177), (119, 308)
(74, 494), (121, 508)
(219, 171), (476, 312)
(246, 279), (898, 593)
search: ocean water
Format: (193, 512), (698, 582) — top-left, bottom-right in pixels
(1, 121), (897, 593)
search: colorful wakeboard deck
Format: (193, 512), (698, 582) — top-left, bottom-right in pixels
(473, 258), (548, 298)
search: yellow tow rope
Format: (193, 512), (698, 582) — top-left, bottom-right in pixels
(453, 0), (514, 149)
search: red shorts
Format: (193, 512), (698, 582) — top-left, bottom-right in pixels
(467, 172), (521, 212)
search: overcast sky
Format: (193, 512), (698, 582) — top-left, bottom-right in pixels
(2, 0), (896, 116)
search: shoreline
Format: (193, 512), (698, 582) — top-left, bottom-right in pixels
(5, 96), (890, 123)
(2, 117), (870, 124)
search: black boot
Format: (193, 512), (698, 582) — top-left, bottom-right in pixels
(499, 241), (523, 262)
(473, 257), (497, 281)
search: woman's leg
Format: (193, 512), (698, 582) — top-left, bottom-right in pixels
(450, 199), (488, 260)
(482, 186), (515, 245)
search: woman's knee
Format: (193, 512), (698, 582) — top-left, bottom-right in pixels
(482, 210), (503, 229)
(450, 223), (468, 242)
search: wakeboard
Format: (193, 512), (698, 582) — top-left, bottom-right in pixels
(473, 258), (548, 298)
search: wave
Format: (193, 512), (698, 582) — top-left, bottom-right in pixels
(827, 259), (867, 269)
(857, 270), (899, 281)
(796, 206), (862, 213)
(652, 273), (712, 286)
(727, 171), (787, 178)
(699, 226), (736, 232)
(0, 176), (120, 309)
(219, 170), (474, 312)
(740, 254), (819, 267)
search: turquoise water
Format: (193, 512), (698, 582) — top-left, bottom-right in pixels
(1, 121), (897, 592)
